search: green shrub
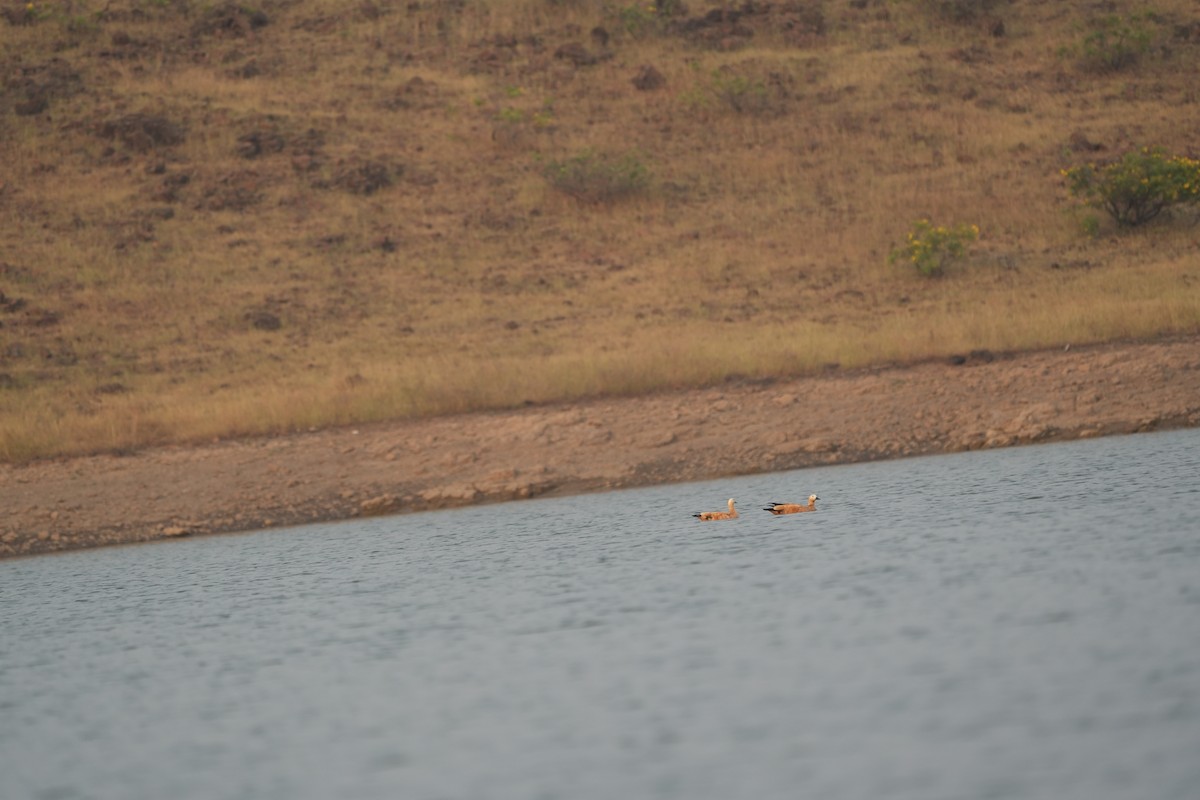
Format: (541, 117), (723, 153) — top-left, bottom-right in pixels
(1079, 213), (1101, 238)
(542, 150), (651, 204)
(1062, 147), (1200, 227)
(605, 2), (665, 38)
(681, 67), (782, 116)
(495, 106), (524, 124)
(709, 72), (771, 115)
(889, 219), (979, 277)
(1068, 14), (1155, 72)
(600, 1), (686, 39)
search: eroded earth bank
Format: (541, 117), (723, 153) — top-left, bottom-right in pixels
(3, 335), (1199, 559)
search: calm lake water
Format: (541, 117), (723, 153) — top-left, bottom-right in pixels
(2, 429), (1199, 800)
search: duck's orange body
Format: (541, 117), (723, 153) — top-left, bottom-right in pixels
(763, 494), (819, 515)
(693, 498), (738, 521)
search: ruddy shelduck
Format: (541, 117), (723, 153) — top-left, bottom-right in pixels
(763, 495), (819, 515)
(693, 498), (738, 521)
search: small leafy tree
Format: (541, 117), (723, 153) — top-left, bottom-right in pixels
(889, 220), (979, 277)
(1062, 147), (1200, 227)
(1074, 13), (1155, 72)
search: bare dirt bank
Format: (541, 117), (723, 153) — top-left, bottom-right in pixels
(4, 335), (1199, 560)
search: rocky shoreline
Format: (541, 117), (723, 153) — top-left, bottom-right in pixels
(3, 335), (1199, 560)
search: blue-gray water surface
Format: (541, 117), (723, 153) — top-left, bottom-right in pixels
(2, 429), (1199, 800)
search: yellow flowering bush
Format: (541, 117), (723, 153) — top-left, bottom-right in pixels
(1062, 147), (1200, 227)
(889, 220), (979, 277)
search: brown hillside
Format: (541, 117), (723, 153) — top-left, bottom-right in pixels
(2, 0), (1200, 462)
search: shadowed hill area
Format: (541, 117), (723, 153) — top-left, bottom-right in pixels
(2, 0), (1199, 462)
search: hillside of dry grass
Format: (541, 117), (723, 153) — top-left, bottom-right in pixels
(2, 0), (1200, 462)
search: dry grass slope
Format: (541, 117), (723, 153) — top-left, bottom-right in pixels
(2, 0), (1200, 461)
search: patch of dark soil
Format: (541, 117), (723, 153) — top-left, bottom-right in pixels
(0, 291), (28, 314)
(98, 30), (160, 60)
(28, 310), (62, 328)
(924, 0), (1008, 24)
(293, 1), (393, 34)
(407, 170), (437, 187)
(670, 8), (755, 49)
(288, 129), (327, 174)
(42, 343), (76, 366)
(14, 93), (48, 116)
(467, 47), (511, 74)
(331, 160), (398, 196)
(554, 41), (612, 67)
(227, 58), (265, 79)
(190, 3), (270, 39)
(949, 43), (993, 64)
(669, 2), (826, 50)
(152, 172), (193, 203)
(4, 58), (84, 116)
(632, 64), (666, 90)
(197, 171), (265, 211)
(948, 349), (997, 366)
(236, 129), (287, 158)
(465, 32), (548, 73)
(96, 114), (186, 152)
(1, 5), (35, 26)
(112, 218), (158, 251)
(140, 207), (176, 222)
(981, 14), (1006, 38)
(0, 262), (34, 282)
(381, 76), (442, 111)
(470, 209), (523, 231)
(1068, 130), (1105, 153)
(244, 309), (282, 331)
(313, 234), (348, 250)
(1175, 20), (1200, 43)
